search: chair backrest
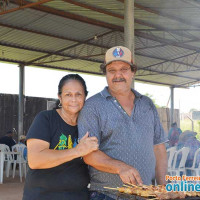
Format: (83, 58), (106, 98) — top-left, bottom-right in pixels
(12, 144), (27, 162)
(167, 147), (177, 168)
(173, 147), (190, 169)
(0, 144), (13, 161)
(191, 148), (200, 168)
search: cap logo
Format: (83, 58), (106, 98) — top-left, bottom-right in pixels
(113, 47), (124, 58)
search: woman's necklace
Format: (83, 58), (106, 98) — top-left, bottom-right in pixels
(59, 109), (77, 126)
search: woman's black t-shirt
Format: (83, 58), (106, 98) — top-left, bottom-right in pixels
(23, 110), (89, 200)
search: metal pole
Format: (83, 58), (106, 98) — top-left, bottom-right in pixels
(18, 64), (25, 141)
(170, 86), (174, 126)
(124, 0), (135, 88)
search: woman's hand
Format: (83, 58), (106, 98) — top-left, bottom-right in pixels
(75, 132), (99, 157)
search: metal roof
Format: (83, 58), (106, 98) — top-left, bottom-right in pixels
(1, 0), (200, 88)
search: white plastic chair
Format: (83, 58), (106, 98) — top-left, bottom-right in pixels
(12, 144), (27, 182)
(167, 146), (177, 174)
(168, 147), (190, 176)
(186, 148), (200, 176)
(0, 144), (14, 181)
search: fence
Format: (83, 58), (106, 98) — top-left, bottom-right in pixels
(0, 94), (179, 138)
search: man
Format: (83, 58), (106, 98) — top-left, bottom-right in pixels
(78, 46), (168, 200)
(0, 130), (16, 150)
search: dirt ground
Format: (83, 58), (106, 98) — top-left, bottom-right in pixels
(0, 172), (25, 200)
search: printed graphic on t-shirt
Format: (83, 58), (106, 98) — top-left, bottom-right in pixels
(54, 133), (78, 150)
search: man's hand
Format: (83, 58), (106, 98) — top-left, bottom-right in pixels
(118, 163), (143, 185)
(83, 150), (143, 185)
(75, 132), (99, 157)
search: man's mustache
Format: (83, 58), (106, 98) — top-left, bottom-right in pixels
(112, 78), (126, 82)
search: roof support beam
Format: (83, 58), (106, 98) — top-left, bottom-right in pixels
(62, 0), (122, 18)
(0, 22), (109, 47)
(1, 21), (200, 70)
(0, 0), (53, 15)
(135, 78), (187, 88)
(9, 0), (200, 46)
(138, 65), (199, 81)
(2, 20), (200, 69)
(0, 41), (103, 63)
(10, 0), (123, 31)
(18, 64), (25, 139)
(119, 0), (200, 30)
(0, 57), (189, 88)
(26, 30), (113, 65)
(10, 0), (198, 41)
(136, 52), (200, 70)
(0, 41), (197, 81)
(63, 0), (198, 41)
(135, 31), (200, 52)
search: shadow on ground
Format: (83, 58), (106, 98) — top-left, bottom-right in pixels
(0, 172), (24, 200)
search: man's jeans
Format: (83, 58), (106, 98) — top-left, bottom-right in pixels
(90, 191), (115, 200)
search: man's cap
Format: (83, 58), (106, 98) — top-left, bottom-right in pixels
(19, 135), (26, 140)
(102, 46), (134, 67)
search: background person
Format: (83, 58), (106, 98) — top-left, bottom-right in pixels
(78, 46), (168, 200)
(0, 130), (16, 150)
(19, 135), (26, 145)
(18, 135), (27, 160)
(176, 130), (200, 176)
(168, 122), (182, 147)
(23, 74), (99, 200)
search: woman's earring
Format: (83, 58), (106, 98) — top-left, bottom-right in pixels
(58, 101), (62, 108)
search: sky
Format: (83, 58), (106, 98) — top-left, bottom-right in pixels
(0, 62), (200, 113)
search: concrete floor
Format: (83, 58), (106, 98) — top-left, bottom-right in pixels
(0, 172), (25, 200)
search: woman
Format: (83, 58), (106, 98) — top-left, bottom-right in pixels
(23, 74), (98, 200)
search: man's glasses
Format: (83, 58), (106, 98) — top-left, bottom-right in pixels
(107, 67), (131, 74)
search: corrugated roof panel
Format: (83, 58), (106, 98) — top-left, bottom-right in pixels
(135, 73), (192, 87)
(0, 45), (45, 62)
(45, 58), (101, 73)
(0, 29), (76, 52)
(135, 8), (193, 30)
(136, 45), (194, 60)
(88, 31), (125, 48)
(43, 1), (124, 27)
(185, 31), (200, 39)
(0, 4), (46, 26)
(135, 37), (162, 49)
(76, 0), (124, 15)
(0, 0), (200, 87)
(184, 41), (200, 48)
(135, 55), (163, 68)
(135, 0), (190, 10)
(135, 0), (200, 30)
(63, 44), (104, 57)
(140, 31), (191, 42)
(0, 26), (13, 36)
(26, 14), (110, 40)
(175, 70), (200, 80)
(0, 9), (110, 41)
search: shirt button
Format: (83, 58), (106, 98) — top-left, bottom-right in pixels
(114, 100), (117, 102)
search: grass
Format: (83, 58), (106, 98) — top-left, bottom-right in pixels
(180, 119), (200, 140)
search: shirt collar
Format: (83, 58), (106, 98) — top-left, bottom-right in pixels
(100, 86), (142, 99)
